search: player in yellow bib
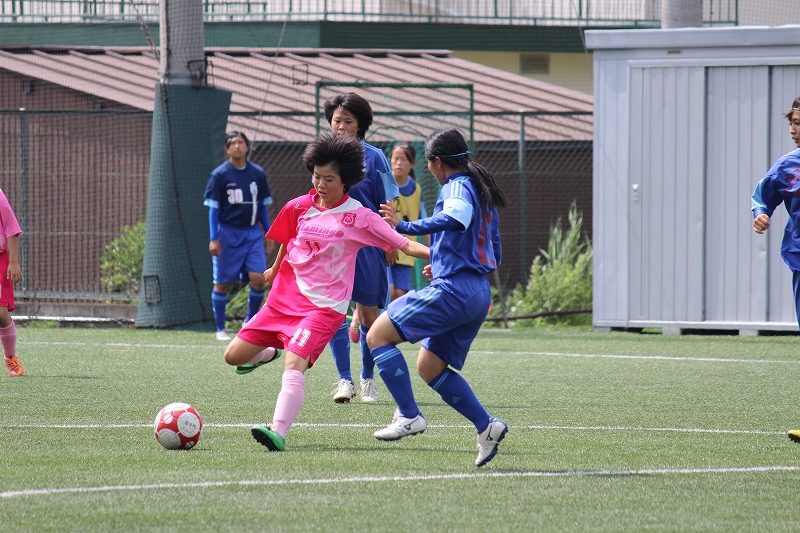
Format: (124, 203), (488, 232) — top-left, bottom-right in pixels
(389, 143), (430, 301)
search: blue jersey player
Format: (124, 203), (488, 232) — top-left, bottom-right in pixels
(750, 96), (800, 445)
(371, 128), (509, 467)
(204, 132), (274, 340)
(323, 93), (399, 404)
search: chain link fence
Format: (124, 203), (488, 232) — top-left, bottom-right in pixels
(0, 107), (591, 305)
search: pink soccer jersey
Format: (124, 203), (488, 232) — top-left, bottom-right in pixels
(267, 191), (408, 317)
(0, 189), (22, 253)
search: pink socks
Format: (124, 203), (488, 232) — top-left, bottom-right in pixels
(0, 322), (16, 358)
(245, 347), (277, 365)
(271, 369), (305, 438)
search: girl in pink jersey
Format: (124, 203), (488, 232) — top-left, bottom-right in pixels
(222, 132), (429, 451)
(0, 189), (23, 377)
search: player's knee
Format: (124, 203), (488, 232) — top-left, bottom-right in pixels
(365, 327), (380, 350)
(223, 345), (239, 366)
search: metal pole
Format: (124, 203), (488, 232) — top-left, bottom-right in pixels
(469, 85), (474, 150)
(661, 0), (702, 28)
(518, 112), (526, 283)
(493, 269), (509, 329)
(19, 108), (29, 287)
(315, 83), (321, 137)
(159, 0), (205, 85)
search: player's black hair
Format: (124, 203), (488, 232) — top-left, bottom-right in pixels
(225, 131), (250, 147)
(323, 93), (373, 140)
(784, 96), (800, 119)
(425, 128), (508, 211)
(392, 142), (416, 178)
(225, 131), (250, 157)
(302, 131), (365, 192)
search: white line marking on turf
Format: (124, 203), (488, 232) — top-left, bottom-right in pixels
(19, 341), (216, 350)
(2, 465), (798, 499)
(19, 341), (800, 364)
(473, 350), (800, 364)
(0, 422), (784, 435)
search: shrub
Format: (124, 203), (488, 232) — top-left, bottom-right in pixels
(499, 201), (592, 327)
(100, 221), (146, 295)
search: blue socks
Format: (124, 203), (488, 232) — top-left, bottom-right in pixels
(359, 325), (375, 380)
(329, 320), (352, 381)
(429, 368), (490, 433)
(245, 288), (266, 322)
(372, 344), (418, 418)
(212, 290), (227, 331)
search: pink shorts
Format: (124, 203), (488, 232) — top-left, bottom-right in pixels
(235, 304), (343, 366)
(0, 252), (15, 312)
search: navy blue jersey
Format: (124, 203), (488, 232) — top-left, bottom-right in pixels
(204, 160), (272, 227)
(752, 148), (800, 270)
(348, 141), (397, 213)
(397, 172), (501, 279)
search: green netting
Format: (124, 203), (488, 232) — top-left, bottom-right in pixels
(135, 83), (232, 328)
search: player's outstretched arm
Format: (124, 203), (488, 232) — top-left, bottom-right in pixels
(379, 202), (400, 227)
(264, 244), (287, 285)
(400, 240), (429, 261)
(753, 213), (770, 234)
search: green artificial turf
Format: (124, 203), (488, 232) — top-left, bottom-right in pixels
(1, 326), (799, 532)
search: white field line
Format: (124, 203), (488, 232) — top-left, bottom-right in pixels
(0, 422), (784, 435)
(2, 465), (799, 499)
(19, 341), (800, 364)
(473, 350), (800, 364)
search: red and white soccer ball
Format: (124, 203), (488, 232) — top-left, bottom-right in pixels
(153, 402), (203, 450)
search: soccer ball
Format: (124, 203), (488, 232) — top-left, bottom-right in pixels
(153, 402), (203, 450)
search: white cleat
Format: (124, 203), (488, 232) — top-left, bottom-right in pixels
(360, 378), (379, 402)
(475, 417), (508, 467)
(215, 329), (231, 341)
(374, 411), (427, 441)
(332, 379), (356, 403)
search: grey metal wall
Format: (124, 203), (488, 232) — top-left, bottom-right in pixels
(629, 65), (705, 323)
(705, 66), (769, 323)
(592, 56), (629, 325)
(766, 66), (800, 324)
(588, 25), (800, 332)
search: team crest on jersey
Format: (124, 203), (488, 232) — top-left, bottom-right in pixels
(340, 212), (357, 228)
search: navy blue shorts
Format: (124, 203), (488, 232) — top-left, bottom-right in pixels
(389, 264), (413, 292)
(386, 273), (491, 370)
(352, 246), (390, 308)
(212, 224), (267, 285)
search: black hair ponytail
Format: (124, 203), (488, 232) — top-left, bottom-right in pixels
(424, 128), (508, 210)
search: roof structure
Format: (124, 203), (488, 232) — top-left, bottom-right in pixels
(0, 46), (593, 142)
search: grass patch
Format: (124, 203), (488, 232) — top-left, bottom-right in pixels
(1, 326), (799, 532)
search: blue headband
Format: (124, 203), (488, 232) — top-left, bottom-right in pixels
(431, 150), (471, 158)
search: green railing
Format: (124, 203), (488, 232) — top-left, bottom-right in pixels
(0, 0), (737, 26)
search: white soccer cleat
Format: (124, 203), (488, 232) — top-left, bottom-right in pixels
(475, 417), (508, 467)
(215, 329), (231, 341)
(360, 378), (378, 403)
(374, 411), (427, 441)
(332, 379), (356, 403)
